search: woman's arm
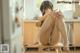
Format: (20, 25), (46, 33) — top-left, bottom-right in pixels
(36, 16), (45, 27)
(36, 13), (51, 27)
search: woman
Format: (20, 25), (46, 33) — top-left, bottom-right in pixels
(36, 0), (69, 52)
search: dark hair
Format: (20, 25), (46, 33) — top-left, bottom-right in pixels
(40, 1), (53, 15)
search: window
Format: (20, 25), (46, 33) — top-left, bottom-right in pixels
(24, 0), (74, 20)
(24, 0), (42, 20)
(56, 0), (73, 20)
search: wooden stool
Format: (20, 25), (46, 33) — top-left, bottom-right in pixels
(25, 43), (63, 53)
(39, 43), (63, 53)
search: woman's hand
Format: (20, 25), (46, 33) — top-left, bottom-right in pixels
(36, 20), (42, 27)
(53, 9), (64, 19)
(36, 17), (44, 27)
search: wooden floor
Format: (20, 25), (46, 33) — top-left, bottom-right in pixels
(25, 51), (80, 53)
(25, 46), (80, 53)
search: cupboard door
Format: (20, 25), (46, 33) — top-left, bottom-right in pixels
(23, 22), (39, 46)
(73, 22), (80, 46)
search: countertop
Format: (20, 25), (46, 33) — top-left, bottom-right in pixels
(24, 19), (80, 23)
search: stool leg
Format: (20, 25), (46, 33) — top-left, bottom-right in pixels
(39, 46), (43, 53)
(56, 47), (62, 53)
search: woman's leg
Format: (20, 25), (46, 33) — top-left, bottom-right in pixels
(39, 15), (53, 46)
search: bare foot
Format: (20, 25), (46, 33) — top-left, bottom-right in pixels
(63, 47), (70, 52)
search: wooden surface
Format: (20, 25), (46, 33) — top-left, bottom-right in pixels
(73, 21), (80, 46)
(25, 51), (80, 53)
(23, 21), (39, 46)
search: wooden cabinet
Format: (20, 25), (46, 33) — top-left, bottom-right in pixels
(23, 20), (80, 46)
(72, 20), (80, 46)
(23, 20), (39, 46)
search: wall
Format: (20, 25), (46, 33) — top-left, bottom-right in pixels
(0, 0), (2, 44)
(1, 0), (12, 53)
(2, 0), (11, 44)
